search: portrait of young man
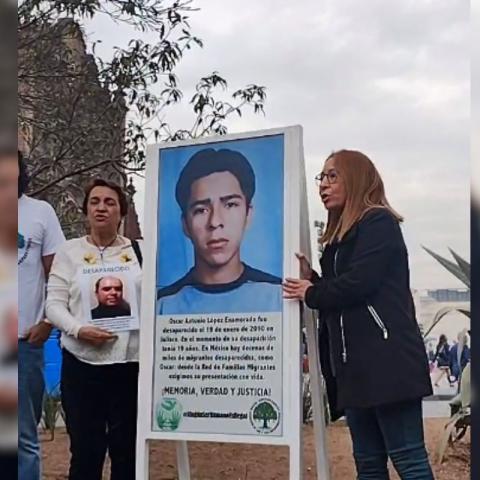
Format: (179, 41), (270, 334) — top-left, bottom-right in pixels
(157, 147), (282, 315)
(91, 275), (131, 319)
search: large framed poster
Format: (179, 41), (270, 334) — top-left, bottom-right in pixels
(137, 126), (305, 479)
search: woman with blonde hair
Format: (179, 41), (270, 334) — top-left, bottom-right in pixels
(284, 150), (434, 479)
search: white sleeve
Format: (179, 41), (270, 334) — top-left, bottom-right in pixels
(45, 246), (82, 338)
(42, 202), (65, 257)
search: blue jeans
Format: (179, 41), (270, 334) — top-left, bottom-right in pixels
(345, 399), (434, 480)
(18, 341), (45, 480)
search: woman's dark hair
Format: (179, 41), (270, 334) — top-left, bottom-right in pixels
(18, 151), (30, 197)
(82, 179), (128, 217)
(438, 334), (447, 344)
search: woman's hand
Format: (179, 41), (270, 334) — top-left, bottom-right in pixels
(295, 252), (313, 280)
(283, 278), (313, 302)
(78, 326), (118, 347)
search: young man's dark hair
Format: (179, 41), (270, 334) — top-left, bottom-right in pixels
(18, 150), (29, 197)
(175, 148), (256, 215)
(82, 178), (129, 217)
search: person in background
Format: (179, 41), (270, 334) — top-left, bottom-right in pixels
(426, 342), (436, 363)
(449, 331), (470, 385)
(283, 150), (434, 479)
(46, 179), (142, 480)
(15, 147), (65, 479)
(432, 334), (451, 387)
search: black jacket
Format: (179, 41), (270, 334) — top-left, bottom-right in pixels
(305, 208), (432, 417)
(433, 343), (450, 367)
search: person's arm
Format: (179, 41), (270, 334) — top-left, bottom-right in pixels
(24, 254), (56, 342)
(282, 254), (321, 303)
(42, 254), (55, 278)
(24, 254), (56, 345)
(45, 247), (82, 338)
(304, 209), (399, 311)
(25, 205), (63, 344)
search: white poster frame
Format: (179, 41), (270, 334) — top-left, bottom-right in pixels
(136, 126), (307, 479)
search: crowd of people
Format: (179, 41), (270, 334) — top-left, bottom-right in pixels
(428, 331), (471, 389)
(4, 143), (458, 480)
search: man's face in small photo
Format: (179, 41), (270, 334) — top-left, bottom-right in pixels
(183, 171), (252, 268)
(96, 276), (124, 306)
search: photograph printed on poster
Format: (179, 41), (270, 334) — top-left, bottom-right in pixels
(80, 264), (140, 332)
(156, 135), (284, 315)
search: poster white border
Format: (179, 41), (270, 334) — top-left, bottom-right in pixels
(136, 125), (304, 477)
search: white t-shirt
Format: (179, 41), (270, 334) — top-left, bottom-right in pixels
(18, 195), (65, 338)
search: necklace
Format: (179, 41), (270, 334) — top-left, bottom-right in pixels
(90, 234), (118, 261)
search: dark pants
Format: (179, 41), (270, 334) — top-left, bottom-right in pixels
(345, 399), (434, 480)
(61, 349), (139, 480)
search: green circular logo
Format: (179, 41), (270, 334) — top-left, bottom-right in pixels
(249, 399), (280, 434)
(156, 398), (183, 431)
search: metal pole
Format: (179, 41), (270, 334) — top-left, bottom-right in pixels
(305, 310), (331, 480)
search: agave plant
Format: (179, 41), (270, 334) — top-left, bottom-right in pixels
(423, 247), (470, 288)
(421, 247), (470, 339)
(423, 246), (471, 464)
(436, 360), (471, 463)
(42, 391), (65, 441)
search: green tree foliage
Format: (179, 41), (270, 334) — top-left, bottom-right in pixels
(18, 1), (266, 235)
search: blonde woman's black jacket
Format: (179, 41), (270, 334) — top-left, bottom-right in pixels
(305, 208), (432, 418)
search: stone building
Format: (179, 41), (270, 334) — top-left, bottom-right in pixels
(18, 18), (141, 239)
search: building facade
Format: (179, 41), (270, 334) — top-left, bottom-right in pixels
(19, 19), (141, 239)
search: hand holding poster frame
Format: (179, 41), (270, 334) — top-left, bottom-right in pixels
(136, 126), (329, 479)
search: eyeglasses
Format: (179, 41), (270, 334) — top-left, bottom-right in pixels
(315, 171), (339, 186)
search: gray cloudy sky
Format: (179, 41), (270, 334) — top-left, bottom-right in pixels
(87, 0), (470, 290)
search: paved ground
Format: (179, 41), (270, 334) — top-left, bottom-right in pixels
(422, 366), (459, 418)
(41, 365), (469, 478)
(42, 419), (470, 479)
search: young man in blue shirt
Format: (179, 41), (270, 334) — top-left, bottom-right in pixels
(157, 148), (282, 314)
